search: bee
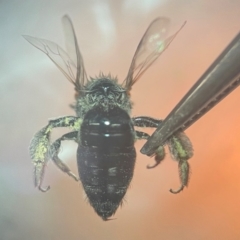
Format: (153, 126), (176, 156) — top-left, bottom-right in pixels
(24, 15), (193, 221)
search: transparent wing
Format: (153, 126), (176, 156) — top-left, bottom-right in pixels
(62, 15), (87, 90)
(123, 18), (186, 91)
(23, 15), (87, 91)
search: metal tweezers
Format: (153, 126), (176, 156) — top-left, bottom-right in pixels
(141, 30), (240, 156)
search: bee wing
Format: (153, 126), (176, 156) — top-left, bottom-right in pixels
(23, 16), (87, 91)
(62, 15), (87, 91)
(123, 18), (186, 91)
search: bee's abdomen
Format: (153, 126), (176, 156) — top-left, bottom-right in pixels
(77, 107), (136, 220)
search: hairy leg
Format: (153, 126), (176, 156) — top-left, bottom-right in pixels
(30, 116), (82, 192)
(133, 116), (193, 194)
(50, 131), (79, 182)
(168, 131), (193, 194)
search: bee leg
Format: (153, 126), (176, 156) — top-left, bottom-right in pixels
(50, 131), (79, 181)
(147, 145), (165, 169)
(132, 116), (162, 128)
(134, 117), (165, 168)
(167, 131), (193, 194)
(34, 160), (50, 192)
(135, 130), (149, 140)
(133, 117), (193, 193)
(30, 125), (52, 192)
(30, 116), (82, 192)
(135, 130), (166, 169)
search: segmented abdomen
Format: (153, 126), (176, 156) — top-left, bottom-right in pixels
(77, 106), (136, 220)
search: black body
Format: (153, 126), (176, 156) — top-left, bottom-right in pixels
(77, 106), (136, 220)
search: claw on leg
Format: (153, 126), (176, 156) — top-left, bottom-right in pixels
(169, 185), (184, 194)
(147, 162), (159, 169)
(147, 145), (165, 169)
(38, 185), (50, 192)
(34, 161), (50, 192)
(146, 156), (161, 169)
(169, 160), (190, 194)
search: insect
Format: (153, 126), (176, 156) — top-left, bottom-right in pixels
(24, 15), (193, 221)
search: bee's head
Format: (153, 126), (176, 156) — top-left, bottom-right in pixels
(83, 77), (125, 95)
(78, 75), (132, 113)
(96, 81), (123, 96)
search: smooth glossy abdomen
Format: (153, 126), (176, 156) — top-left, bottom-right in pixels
(77, 106), (136, 220)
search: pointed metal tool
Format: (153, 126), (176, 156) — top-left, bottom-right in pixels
(141, 31), (240, 156)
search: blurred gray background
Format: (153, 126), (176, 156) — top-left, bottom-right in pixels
(1, 0), (240, 239)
